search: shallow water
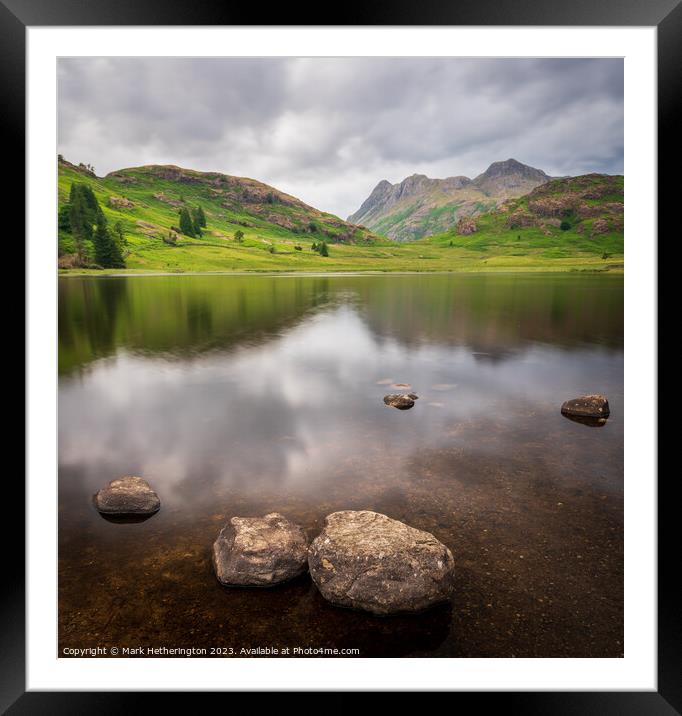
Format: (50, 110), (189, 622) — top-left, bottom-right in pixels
(59, 273), (623, 657)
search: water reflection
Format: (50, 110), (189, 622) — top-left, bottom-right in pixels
(59, 274), (623, 375)
(59, 303), (622, 506)
(561, 414), (608, 428)
(59, 274), (624, 658)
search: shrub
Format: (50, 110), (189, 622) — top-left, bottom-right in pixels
(560, 220), (571, 231)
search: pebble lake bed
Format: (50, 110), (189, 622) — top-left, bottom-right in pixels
(59, 273), (623, 658)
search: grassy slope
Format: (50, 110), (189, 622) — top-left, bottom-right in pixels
(421, 174), (624, 269)
(58, 162), (623, 274)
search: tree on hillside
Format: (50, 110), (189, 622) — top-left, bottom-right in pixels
(93, 210), (125, 268)
(234, 229), (244, 243)
(113, 221), (127, 254)
(179, 208), (195, 237)
(318, 241), (329, 257)
(191, 206), (205, 236)
(68, 184), (92, 266)
(58, 204), (71, 232)
(62, 181), (126, 268)
(69, 182), (99, 230)
(196, 205), (207, 227)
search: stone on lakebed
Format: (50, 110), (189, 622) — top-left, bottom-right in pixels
(308, 510), (455, 615)
(94, 476), (160, 516)
(212, 512), (308, 587)
(561, 394), (610, 419)
(383, 393), (418, 410)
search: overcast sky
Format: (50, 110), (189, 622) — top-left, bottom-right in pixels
(58, 57), (623, 219)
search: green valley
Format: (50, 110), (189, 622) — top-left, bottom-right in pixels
(57, 158), (623, 275)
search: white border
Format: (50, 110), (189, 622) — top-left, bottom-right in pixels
(27, 27), (656, 691)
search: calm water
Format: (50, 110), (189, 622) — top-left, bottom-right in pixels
(59, 274), (623, 657)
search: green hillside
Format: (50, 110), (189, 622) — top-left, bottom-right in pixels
(58, 158), (377, 272)
(424, 174), (623, 264)
(57, 159), (623, 274)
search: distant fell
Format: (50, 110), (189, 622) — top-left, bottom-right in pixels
(348, 159), (551, 241)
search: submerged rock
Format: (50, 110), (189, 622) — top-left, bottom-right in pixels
(94, 476), (160, 516)
(212, 513), (308, 587)
(383, 393), (418, 410)
(561, 394), (610, 419)
(308, 510), (455, 615)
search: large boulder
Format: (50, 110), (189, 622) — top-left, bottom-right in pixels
(383, 393), (418, 410)
(212, 513), (308, 587)
(94, 476), (160, 515)
(456, 217), (477, 235)
(107, 195), (135, 209)
(309, 511), (455, 615)
(561, 394), (610, 418)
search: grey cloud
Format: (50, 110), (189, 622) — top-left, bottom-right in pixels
(58, 57), (623, 219)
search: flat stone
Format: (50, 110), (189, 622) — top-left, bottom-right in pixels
(383, 393), (418, 410)
(561, 394), (610, 418)
(212, 512), (308, 587)
(309, 510), (455, 615)
(94, 476), (160, 515)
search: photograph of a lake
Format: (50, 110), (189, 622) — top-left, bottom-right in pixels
(57, 273), (623, 658)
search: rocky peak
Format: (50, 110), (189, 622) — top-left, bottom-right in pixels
(476, 158), (549, 182)
(473, 159), (550, 197)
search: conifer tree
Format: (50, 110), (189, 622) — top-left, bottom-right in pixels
(196, 205), (206, 227)
(113, 221), (127, 253)
(93, 210), (125, 268)
(179, 208), (195, 237)
(191, 207), (203, 236)
(69, 185), (90, 265)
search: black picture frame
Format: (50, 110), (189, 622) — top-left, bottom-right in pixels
(5, 0), (671, 710)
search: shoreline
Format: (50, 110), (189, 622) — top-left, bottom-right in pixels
(57, 266), (624, 278)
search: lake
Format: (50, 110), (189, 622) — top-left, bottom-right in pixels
(58, 273), (623, 658)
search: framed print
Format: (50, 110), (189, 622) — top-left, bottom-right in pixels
(6, 0), (673, 708)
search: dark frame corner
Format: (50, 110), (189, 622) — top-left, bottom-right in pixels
(7, 0), (672, 711)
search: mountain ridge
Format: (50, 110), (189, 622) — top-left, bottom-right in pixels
(348, 159), (551, 241)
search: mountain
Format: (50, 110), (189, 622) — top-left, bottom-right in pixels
(348, 159), (551, 241)
(57, 157), (376, 270)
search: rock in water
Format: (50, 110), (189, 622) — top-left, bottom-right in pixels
(309, 510), (455, 615)
(213, 513), (308, 587)
(383, 393), (418, 410)
(94, 476), (160, 515)
(561, 394), (610, 419)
